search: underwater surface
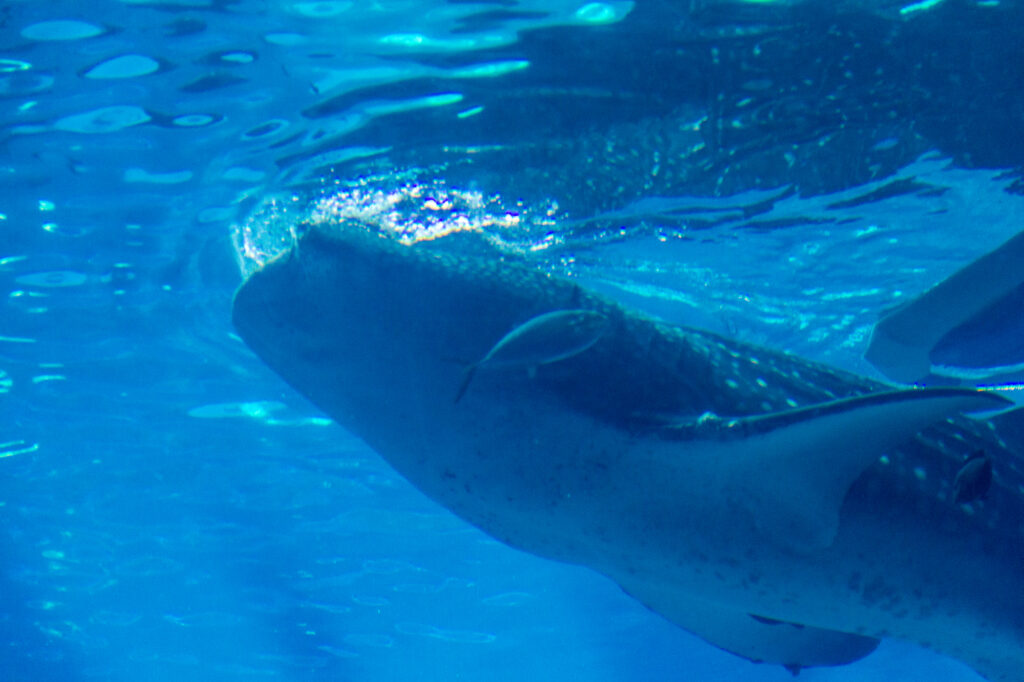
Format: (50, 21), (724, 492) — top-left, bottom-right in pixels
(2, 0), (1023, 680)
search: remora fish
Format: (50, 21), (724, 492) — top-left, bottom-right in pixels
(454, 309), (609, 403)
(233, 224), (1024, 681)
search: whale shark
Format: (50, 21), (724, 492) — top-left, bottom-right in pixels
(233, 223), (1024, 680)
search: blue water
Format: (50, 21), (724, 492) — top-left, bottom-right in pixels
(2, 1), (1022, 680)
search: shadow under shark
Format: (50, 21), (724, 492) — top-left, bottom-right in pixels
(233, 224), (1024, 681)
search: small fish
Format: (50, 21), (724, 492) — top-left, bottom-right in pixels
(953, 450), (993, 504)
(454, 309), (609, 403)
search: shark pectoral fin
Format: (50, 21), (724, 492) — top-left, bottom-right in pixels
(722, 388), (1011, 551)
(616, 576), (879, 671)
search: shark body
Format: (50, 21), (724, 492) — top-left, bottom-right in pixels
(233, 225), (1024, 680)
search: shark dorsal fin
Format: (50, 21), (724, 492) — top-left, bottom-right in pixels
(698, 388), (1009, 551)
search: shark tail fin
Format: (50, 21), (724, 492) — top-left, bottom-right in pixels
(454, 364), (479, 404)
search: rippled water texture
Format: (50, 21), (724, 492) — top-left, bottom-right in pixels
(1, 0), (1023, 680)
